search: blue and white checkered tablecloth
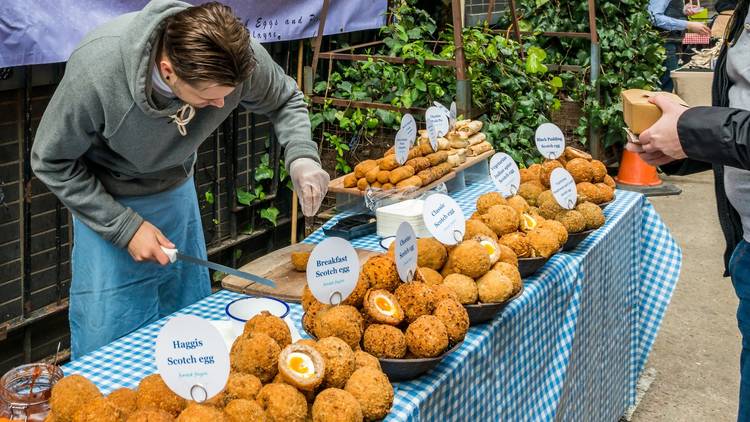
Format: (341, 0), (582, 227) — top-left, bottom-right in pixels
(64, 180), (681, 422)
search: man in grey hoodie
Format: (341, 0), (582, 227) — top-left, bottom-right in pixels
(30, 0), (329, 358)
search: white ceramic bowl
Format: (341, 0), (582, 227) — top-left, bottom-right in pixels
(225, 296), (290, 337)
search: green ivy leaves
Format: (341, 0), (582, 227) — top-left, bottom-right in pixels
(525, 46), (549, 74)
(510, 0), (664, 148)
(236, 186), (266, 206)
(309, 0), (561, 168)
(260, 207), (280, 226)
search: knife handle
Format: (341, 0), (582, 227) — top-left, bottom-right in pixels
(160, 246), (178, 264)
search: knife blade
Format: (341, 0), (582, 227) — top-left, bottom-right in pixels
(160, 247), (277, 289)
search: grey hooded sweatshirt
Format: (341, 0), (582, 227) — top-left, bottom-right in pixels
(31, 0), (319, 248)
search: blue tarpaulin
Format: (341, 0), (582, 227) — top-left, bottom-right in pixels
(0, 0), (387, 68)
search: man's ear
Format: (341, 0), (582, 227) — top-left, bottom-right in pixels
(159, 59), (176, 82)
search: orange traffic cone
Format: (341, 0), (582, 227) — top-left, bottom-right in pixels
(615, 149), (662, 186)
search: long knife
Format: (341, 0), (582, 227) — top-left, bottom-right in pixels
(161, 247), (277, 288)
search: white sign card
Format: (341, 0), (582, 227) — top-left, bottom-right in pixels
(535, 123), (565, 159)
(395, 222), (418, 282)
(489, 153), (521, 198)
(434, 101), (450, 116)
(155, 315), (230, 402)
(306, 237), (360, 304)
(433, 101), (457, 128)
(400, 113), (417, 141)
(395, 113), (417, 165)
(422, 193), (466, 245)
(425, 106), (450, 151)
(550, 167), (578, 210)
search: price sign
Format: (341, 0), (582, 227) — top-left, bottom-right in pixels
(306, 237), (360, 304)
(489, 153), (521, 198)
(550, 167), (578, 210)
(155, 315), (230, 402)
(535, 123), (565, 159)
(426, 106), (450, 152)
(395, 222), (418, 282)
(422, 193), (466, 245)
(433, 101), (457, 128)
(395, 113), (417, 165)
(400, 113), (417, 141)
(434, 101), (450, 116)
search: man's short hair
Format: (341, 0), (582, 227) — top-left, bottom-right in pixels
(162, 2), (255, 86)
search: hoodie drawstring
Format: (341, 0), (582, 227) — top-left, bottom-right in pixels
(169, 103), (195, 136)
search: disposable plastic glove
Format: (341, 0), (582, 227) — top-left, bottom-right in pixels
(289, 158), (330, 217)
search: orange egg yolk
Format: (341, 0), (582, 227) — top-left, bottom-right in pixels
(289, 356), (309, 375)
(376, 296), (393, 313)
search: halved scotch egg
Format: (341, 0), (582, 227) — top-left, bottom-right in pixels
(277, 344), (325, 391)
(363, 289), (405, 326)
(474, 235), (501, 265)
(520, 213), (538, 232)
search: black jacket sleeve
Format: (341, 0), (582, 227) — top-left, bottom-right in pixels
(715, 0), (738, 13)
(659, 158), (712, 176)
(677, 106), (750, 170)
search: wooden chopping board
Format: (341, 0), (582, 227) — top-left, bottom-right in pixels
(221, 243), (382, 303)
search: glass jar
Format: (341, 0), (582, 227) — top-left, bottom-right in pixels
(0, 363), (63, 421)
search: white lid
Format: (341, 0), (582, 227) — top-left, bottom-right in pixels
(376, 199), (425, 218)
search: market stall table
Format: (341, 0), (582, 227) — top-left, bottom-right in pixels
(64, 180), (681, 421)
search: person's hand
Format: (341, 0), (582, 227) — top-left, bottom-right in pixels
(683, 4), (702, 16)
(627, 95), (689, 165)
(687, 21), (711, 36)
(127, 221), (174, 265)
(625, 142), (678, 166)
(289, 158), (330, 217)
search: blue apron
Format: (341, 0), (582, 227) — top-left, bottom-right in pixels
(70, 177), (211, 359)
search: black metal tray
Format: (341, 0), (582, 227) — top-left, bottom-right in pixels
(379, 341), (463, 382)
(464, 285), (525, 325)
(517, 255), (549, 277)
(563, 229), (596, 251)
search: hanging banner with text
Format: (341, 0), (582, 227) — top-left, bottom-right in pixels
(0, 0), (388, 67)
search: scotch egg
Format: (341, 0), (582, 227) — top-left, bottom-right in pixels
(475, 235), (501, 265)
(277, 344), (326, 391)
(520, 213), (539, 232)
(363, 289), (405, 326)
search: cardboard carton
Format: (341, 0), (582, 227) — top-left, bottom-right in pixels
(621, 89), (688, 135)
(671, 70), (713, 107)
(712, 11), (734, 38)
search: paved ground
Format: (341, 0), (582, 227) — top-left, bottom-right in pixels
(631, 171), (741, 421)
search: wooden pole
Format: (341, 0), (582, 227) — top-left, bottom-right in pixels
(451, 0), (471, 117)
(587, 0), (602, 160)
(291, 40), (304, 244)
(310, 0), (331, 74)
(508, 0), (525, 57)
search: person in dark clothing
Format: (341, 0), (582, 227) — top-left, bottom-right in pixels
(627, 1), (750, 419)
(717, 0), (739, 12)
(649, 0), (711, 91)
